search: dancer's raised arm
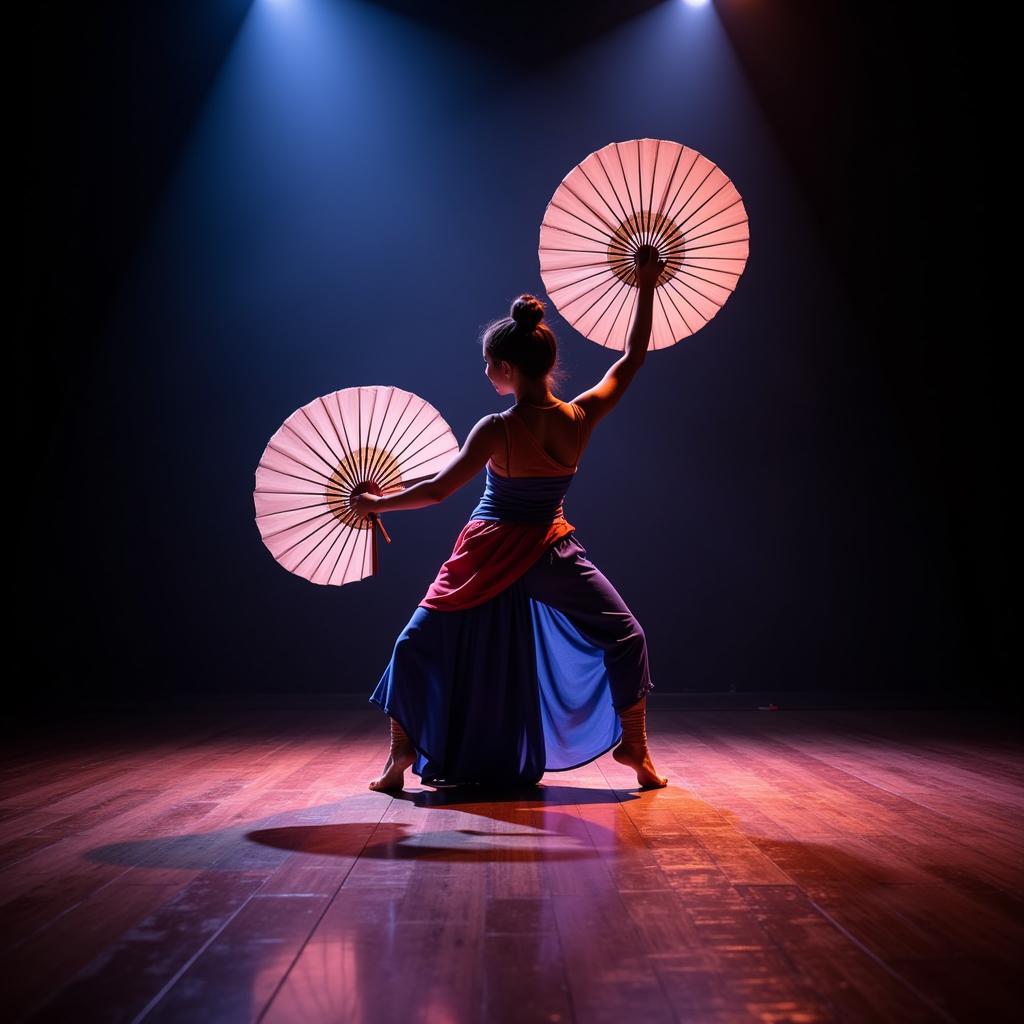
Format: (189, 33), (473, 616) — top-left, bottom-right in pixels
(571, 244), (665, 426)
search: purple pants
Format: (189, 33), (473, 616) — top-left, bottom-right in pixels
(517, 533), (654, 713)
(370, 531), (654, 784)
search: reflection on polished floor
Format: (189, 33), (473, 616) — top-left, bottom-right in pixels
(2, 705), (1021, 1023)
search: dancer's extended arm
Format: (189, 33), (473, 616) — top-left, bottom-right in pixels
(350, 415), (501, 516)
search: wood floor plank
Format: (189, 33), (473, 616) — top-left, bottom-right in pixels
(24, 872), (268, 1023)
(551, 891), (676, 1022)
(884, 956), (1023, 1022)
(143, 892), (332, 1024)
(736, 884), (950, 1022)
(804, 881), (1024, 960)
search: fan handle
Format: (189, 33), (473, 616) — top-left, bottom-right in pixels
(349, 480), (392, 547)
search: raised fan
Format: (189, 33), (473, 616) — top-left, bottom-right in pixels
(539, 138), (750, 349)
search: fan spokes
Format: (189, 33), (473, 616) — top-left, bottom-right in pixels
(539, 138), (750, 350)
(253, 386), (459, 586)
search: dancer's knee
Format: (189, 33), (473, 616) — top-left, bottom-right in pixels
(624, 617), (647, 653)
(604, 616), (648, 670)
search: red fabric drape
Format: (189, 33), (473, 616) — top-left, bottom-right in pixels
(418, 516), (575, 612)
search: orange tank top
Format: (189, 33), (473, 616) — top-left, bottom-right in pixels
(488, 402), (588, 478)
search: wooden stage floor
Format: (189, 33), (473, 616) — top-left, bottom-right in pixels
(2, 704), (1021, 1023)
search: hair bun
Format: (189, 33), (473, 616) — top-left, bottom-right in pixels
(511, 294), (545, 333)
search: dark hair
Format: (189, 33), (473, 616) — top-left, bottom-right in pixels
(480, 294), (569, 391)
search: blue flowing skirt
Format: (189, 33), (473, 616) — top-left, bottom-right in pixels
(369, 532), (654, 786)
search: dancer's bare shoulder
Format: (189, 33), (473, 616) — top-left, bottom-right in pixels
(571, 352), (645, 427)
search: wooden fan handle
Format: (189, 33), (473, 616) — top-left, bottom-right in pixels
(371, 513), (392, 544)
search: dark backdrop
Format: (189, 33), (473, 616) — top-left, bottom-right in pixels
(21, 1), (1005, 710)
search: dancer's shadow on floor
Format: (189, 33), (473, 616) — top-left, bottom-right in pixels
(253, 782), (662, 863)
(84, 785), (660, 869)
(246, 784), (654, 863)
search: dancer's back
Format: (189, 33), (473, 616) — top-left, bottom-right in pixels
(488, 352), (647, 480)
(488, 400), (590, 480)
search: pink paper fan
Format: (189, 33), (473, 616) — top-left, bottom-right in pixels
(539, 138), (750, 350)
(253, 385), (458, 586)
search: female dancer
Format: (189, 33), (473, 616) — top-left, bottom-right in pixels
(350, 245), (668, 792)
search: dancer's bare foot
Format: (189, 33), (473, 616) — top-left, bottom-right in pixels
(368, 744), (415, 791)
(612, 741), (668, 789)
(369, 716), (417, 792)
